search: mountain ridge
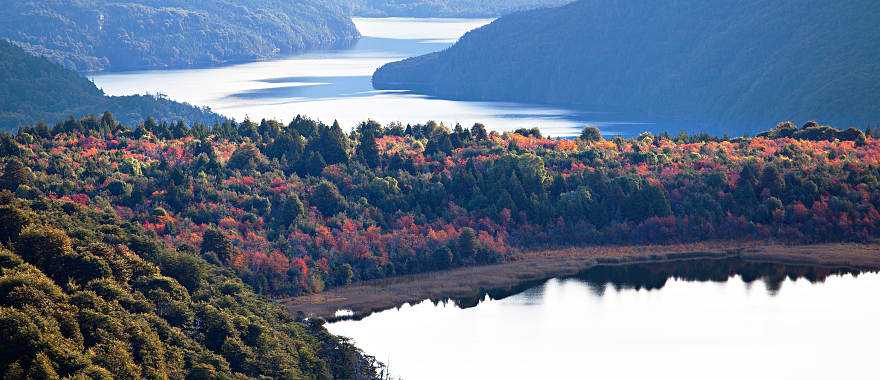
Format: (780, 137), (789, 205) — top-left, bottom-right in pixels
(373, 0), (880, 133)
(0, 0), (360, 72)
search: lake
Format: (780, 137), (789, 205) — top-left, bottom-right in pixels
(90, 18), (677, 137)
(327, 259), (879, 380)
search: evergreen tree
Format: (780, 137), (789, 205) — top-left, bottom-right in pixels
(278, 194), (305, 226)
(355, 120), (381, 168)
(201, 228), (234, 264)
(458, 227), (478, 259)
(471, 123), (488, 141)
(311, 180), (346, 216)
(298, 151), (326, 177)
(313, 121), (349, 165)
(734, 163), (760, 212)
(426, 130), (453, 155)
(759, 165), (785, 198)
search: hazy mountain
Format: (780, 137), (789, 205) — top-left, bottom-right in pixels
(0, 0), (359, 72)
(343, 0), (572, 17)
(0, 40), (220, 130)
(373, 0), (880, 132)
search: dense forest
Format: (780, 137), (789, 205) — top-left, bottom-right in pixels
(0, 0), (359, 72)
(0, 40), (221, 131)
(343, 0), (571, 17)
(2, 114), (878, 300)
(0, 193), (380, 377)
(373, 0), (880, 133)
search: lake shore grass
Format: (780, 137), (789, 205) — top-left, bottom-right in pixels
(284, 242), (880, 320)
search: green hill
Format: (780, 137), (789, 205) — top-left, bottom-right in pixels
(0, 0), (359, 72)
(373, 0), (880, 133)
(0, 40), (221, 131)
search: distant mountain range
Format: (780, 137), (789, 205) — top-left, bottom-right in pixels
(0, 40), (221, 130)
(0, 0), (359, 72)
(373, 0), (880, 132)
(343, 0), (572, 17)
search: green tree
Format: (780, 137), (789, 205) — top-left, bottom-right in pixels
(471, 123), (488, 141)
(226, 144), (263, 171)
(426, 130), (453, 155)
(313, 121), (350, 165)
(299, 151), (326, 177)
(759, 165), (785, 197)
(160, 251), (206, 292)
(334, 263), (354, 286)
(0, 205), (34, 243)
(580, 126), (602, 141)
(311, 181), (346, 217)
(278, 194), (305, 226)
(355, 120), (381, 168)
(1, 159), (32, 191)
(734, 163), (760, 210)
(458, 227), (478, 260)
(15, 225), (74, 270)
(201, 228), (234, 264)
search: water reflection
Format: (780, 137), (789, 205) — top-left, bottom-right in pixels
(328, 258), (879, 380)
(435, 259), (865, 309)
(576, 258), (862, 296)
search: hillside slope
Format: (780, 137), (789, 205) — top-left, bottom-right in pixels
(0, 40), (221, 131)
(0, 0), (359, 72)
(373, 0), (880, 132)
(0, 193), (379, 378)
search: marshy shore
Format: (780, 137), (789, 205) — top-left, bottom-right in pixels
(285, 242), (880, 320)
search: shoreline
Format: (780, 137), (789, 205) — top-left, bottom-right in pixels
(284, 242), (880, 320)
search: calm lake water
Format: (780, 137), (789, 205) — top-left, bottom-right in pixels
(327, 259), (879, 380)
(90, 18), (674, 137)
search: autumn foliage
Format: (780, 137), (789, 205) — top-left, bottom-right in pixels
(2, 115), (879, 296)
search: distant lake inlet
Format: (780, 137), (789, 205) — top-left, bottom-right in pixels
(90, 18), (683, 137)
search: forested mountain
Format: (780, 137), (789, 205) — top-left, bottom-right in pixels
(374, 0), (880, 132)
(343, 0), (571, 17)
(3, 114), (878, 299)
(0, 0), (359, 72)
(0, 40), (221, 131)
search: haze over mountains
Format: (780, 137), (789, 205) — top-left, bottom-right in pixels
(343, 0), (572, 17)
(374, 0), (880, 132)
(0, 0), (359, 72)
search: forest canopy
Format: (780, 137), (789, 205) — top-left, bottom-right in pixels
(2, 115), (878, 300)
(0, 193), (379, 378)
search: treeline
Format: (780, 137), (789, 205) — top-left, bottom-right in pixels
(2, 114), (878, 299)
(0, 40), (221, 131)
(343, 0), (571, 17)
(373, 0), (880, 134)
(0, 0), (359, 72)
(0, 194), (380, 378)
